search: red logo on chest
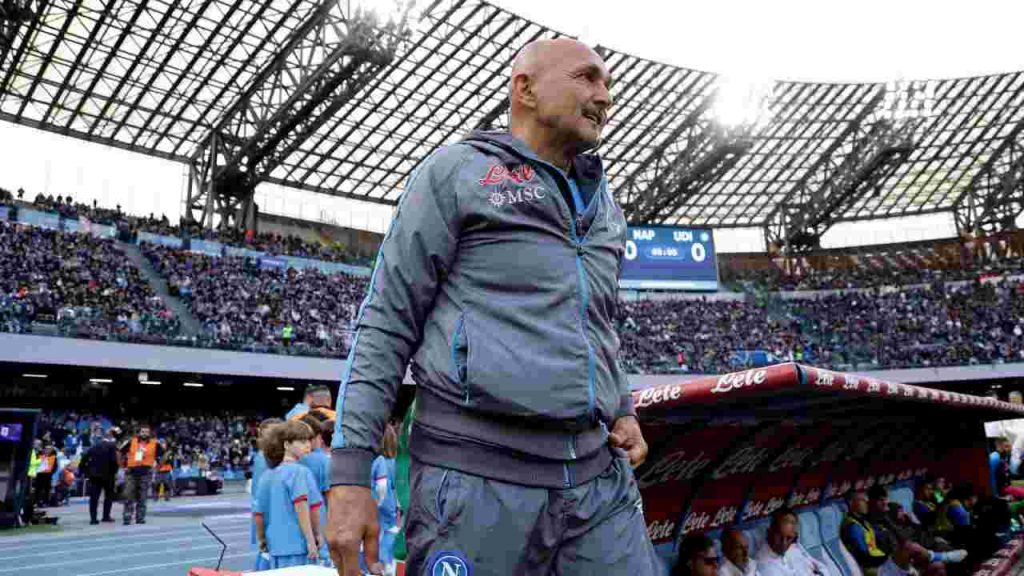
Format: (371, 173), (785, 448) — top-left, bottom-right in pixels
(478, 164), (536, 185)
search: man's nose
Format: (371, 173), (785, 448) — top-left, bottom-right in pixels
(594, 83), (613, 110)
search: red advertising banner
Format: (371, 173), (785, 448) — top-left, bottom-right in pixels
(863, 425), (934, 486)
(637, 423), (746, 543)
(683, 425), (799, 534)
(824, 423), (895, 499)
(743, 422), (833, 519)
(633, 364), (802, 415)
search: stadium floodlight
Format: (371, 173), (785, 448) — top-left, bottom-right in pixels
(89, 378), (112, 384)
(277, 386), (296, 392)
(140, 380), (161, 386)
(711, 75), (775, 130)
(184, 382), (204, 388)
(21, 373), (47, 378)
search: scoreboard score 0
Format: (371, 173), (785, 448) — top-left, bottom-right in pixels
(619, 226), (719, 291)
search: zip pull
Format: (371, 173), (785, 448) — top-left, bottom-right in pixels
(575, 214), (585, 239)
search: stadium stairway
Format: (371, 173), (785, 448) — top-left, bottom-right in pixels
(119, 240), (203, 336)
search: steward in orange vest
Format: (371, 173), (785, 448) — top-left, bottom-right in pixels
(126, 436), (159, 470)
(121, 425), (162, 525)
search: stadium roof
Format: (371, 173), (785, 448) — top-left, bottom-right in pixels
(3, 0), (1024, 245)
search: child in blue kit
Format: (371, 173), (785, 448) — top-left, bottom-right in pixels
(253, 419), (324, 569)
(250, 418), (282, 572)
(372, 423), (401, 576)
(358, 422), (401, 576)
(298, 413), (332, 566)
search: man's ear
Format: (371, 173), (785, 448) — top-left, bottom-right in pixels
(511, 73), (536, 109)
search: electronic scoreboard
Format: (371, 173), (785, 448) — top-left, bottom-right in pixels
(619, 226), (718, 291)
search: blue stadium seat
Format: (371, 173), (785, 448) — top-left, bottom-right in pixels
(799, 509), (844, 576)
(888, 482), (917, 523)
(742, 518), (770, 560)
(817, 502), (863, 576)
(707, 528), (723, 559)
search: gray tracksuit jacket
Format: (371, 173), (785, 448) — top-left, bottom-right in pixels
(331, 131), (634, 489)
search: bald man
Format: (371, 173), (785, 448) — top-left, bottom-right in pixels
(326, 38), (657, 576)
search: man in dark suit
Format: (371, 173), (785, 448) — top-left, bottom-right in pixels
(80, 427), (120, 525)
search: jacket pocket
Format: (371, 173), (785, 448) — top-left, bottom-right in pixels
(462, 308), (591, 423)
(411, 463), (467, 529)
(449, 313), (470, 404)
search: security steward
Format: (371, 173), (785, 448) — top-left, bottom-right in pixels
(120, 424), (161, 525)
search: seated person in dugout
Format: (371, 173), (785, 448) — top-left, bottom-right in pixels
(674, 534), (719, 576)
(719, 527), (758, 576)
(756, 507), (834, 576)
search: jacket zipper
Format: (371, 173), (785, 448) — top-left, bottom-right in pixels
(478, 143), (601, 483)
(533, 164), (598, 484)
(566, 199), (598, 422)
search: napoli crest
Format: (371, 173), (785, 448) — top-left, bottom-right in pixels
(429, 550), (472, 576)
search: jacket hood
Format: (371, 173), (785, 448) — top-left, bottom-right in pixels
(462, 130), (606, 186)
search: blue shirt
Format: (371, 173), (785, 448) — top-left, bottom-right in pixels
(251, 451), (268, 506)
(250, 450), (268, 546)
(567, 176), (586, 215)
(947, 501), (970, 527)
(556, 168), (595, 217)
(299, 449), (331, 529)
(285, 403), (309, 420)
(990, 451), (1008, 494)
(913, 499), (936, 526)
(254, 461), (323, 557)
(371, 456), (398, 528)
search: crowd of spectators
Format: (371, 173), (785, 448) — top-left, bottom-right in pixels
(721, 259), (1024, 292)
(0, 221), (180, 340)
(619, 278), (1024, 374)
(11, 185), (1024, 373)
(6, 211), (1024, 372)
(0, 185), (366, 264)
(37, 410), (258, 474)
(197, 225), (365, 264)
(142, 243), (367, 357)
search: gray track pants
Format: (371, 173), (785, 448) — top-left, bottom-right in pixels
(405, 455), (661, 576)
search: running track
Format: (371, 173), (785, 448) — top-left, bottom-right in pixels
(0, 490), (257, 576)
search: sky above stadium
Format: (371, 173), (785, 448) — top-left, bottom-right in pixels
(493, 0), (1024, 82)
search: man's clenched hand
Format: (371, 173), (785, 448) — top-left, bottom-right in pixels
(327, 486), (384, 576)
(608, 415), (647, 468)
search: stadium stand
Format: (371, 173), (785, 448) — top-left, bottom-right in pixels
(619, 277), (1024, 374)
(0, 220), (180, 340)
(141, 242), (366, 357)
(6, 200), (1024, 373)
(21, 191), (363, 263)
